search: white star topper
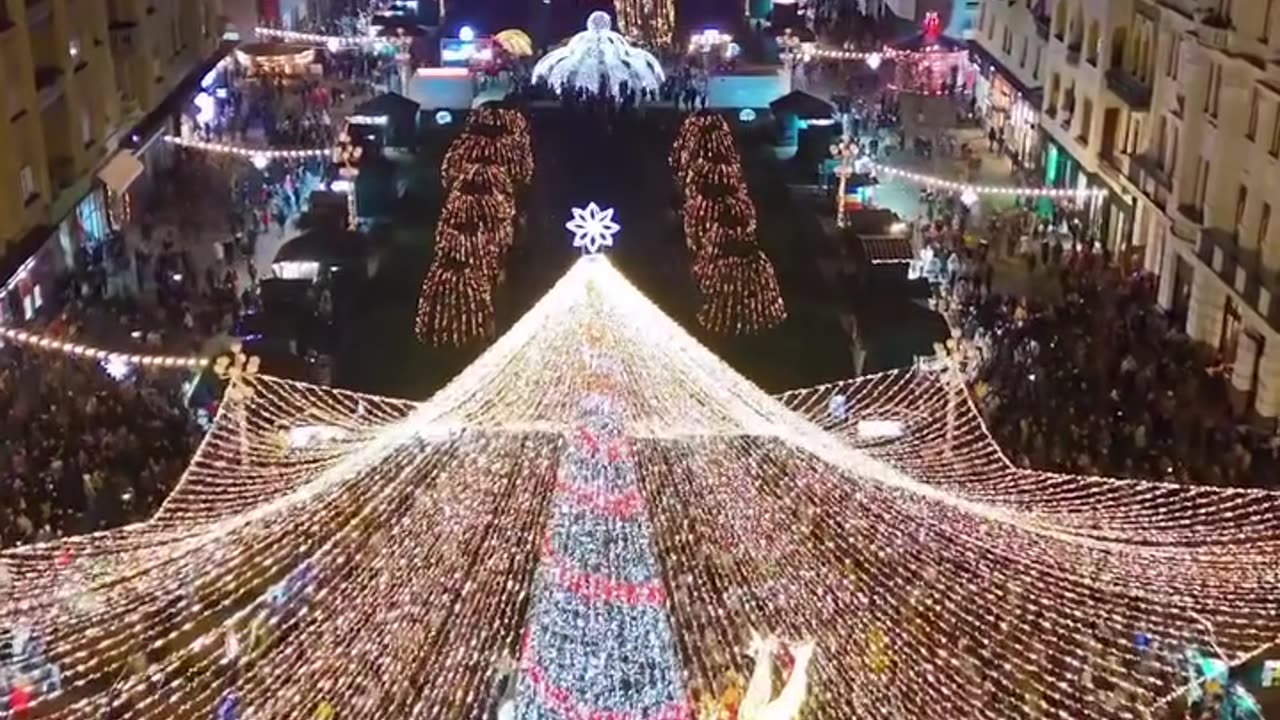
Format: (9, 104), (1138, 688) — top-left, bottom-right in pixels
(566, 202), (620, 255)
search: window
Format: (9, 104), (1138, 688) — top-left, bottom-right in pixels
(1248, 89), (1260, 139)
(18, 165), (36, 202)
(1205, 62), (1221, 118)
(1271, 107), (1280, 156)
(1265, 0), (1276, 43)
(1020, 37), (1029, 67)
(1195, 157), (1211, 211)
(80, 107), (91, 146)
(1033, 47), (1042, 79)
(1236, 184), (1248, 228)
(1167, 35), (1181, 79)
(1261, 203), (1272, 245)
(1003, 26), (1014, 54)
(1080, 98), (1094, 144)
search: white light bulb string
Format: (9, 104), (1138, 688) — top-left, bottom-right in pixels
(1, 258), (1277, 720)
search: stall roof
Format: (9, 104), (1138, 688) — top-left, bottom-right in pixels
(274, 229), (368, 266)
(768, 90), (835, 118)
(352, 92), (421, 119)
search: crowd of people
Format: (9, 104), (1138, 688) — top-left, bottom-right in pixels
(0, 344), (204, 547)
(934, 220), (1280, 489)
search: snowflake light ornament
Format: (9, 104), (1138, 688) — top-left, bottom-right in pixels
(566, 203), (621, 255)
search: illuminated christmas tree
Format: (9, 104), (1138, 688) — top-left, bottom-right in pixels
(512, 315), (688, 719)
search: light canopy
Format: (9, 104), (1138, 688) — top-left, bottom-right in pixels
(1, 259), (1277, 720)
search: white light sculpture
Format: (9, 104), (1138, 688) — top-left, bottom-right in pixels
(532, 11), (665, 96)
(566, 202), (620, 254)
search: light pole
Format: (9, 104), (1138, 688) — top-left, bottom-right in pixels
(829, 138), (858, 228)
(332, 125), (363, 230)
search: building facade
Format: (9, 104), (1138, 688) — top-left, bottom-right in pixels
(0, 0), (223, 323)
(1114, 0), (1280, 425)
(977, 0), (1280, 424)
(972, 0), (1048, 171)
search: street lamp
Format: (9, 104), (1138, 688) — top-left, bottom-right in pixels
(332, 126), (363, 230)
(829, 138), (858, 228)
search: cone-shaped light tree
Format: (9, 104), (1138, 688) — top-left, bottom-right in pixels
(673, 113), (786, 335)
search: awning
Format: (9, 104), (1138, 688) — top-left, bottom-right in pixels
(96, 151), (144, 194)
(861, 236), (915, 265)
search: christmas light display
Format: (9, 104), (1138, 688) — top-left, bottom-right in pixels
(682, 190), (756, 254)
(532, 12), (666, 96)
(3, 258), (1280, 720)
(512, 311), (687, 718)
(0, 325), (208, 368)
(4, 258), (1277, 720)
(163, 136), (331, 160)
(565, 203), (621, 255)
(693, 246), (788, 334)
(418, 110), (530, 346)
(673, 115), (786, 335)
(670, 113), (741, 184)
(413, 258), (495, 345)
(614, 0), (675, 47)
(872, 163), (1108, 199)
(441, 130), (534, 189)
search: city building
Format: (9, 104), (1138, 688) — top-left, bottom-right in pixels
(971, 0), (1049, 170)
(1114, 0), (1280, 425)
(976, 0), (1280, 423)
(883, 0), (980, 38)
(1036, 0), (1145, 254)
(0, 0), (224, 323)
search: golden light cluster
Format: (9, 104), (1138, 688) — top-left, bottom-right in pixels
(614, 0), (675, 46)
(672, 112), (786, 335)
(7, 257), (1280, 720)
(416, 106), (533, 346)
(441, 106), (534, 188)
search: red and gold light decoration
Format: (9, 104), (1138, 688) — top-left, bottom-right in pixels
(8, 257), (1278, 720)
(441, 107), (534, 188)
(413, 258), (497, 346)
(417, 107), (532, 346)
(673, 113), (786, 335)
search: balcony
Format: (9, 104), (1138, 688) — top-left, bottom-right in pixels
(1196, 226), (1280, 331)
(33, 65), (62, 108)
(24, 0), (50, 24)
(1177, 202), (1205, 225)
(1034, 14), (1051, 40)
(1106, 67), (1153, 109)
(1195, 12), (1234, 51)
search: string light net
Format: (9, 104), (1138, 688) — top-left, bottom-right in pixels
(413, 258), (496, 345)
(532, 11), (666, 97)
(2, 258), (1279, 720)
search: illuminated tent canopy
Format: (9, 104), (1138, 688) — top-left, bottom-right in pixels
(532, 11), (665, 96)
(2, 258), (1278, 720)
